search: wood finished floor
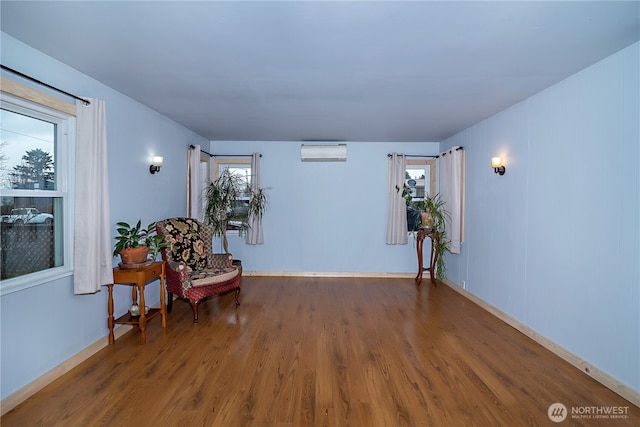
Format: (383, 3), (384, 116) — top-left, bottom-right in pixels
(2, 276), (638, 427)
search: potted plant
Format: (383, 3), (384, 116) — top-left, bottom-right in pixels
(398, 183), (423, 232)
(113, 220), (165, 265)
(204, 168), (268, 254)
(417, 193), (450, 280)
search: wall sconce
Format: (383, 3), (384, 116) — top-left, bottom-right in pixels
(149, 156), (163, 174)
(491, 156), (506, 175)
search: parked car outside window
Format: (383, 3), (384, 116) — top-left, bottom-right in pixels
(2, 208), (53, 225)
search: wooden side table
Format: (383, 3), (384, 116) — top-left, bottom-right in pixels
(107, 261), (167, 344)
(415, 227), (439, 286)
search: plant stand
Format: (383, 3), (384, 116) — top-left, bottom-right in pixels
(415, 227), (439, 286)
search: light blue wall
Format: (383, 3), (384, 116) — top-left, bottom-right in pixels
(3, 29), (637, 404)
(211, 140), (439, 273)
(441, 42), (639, 393)
(0, 33), (209, 400)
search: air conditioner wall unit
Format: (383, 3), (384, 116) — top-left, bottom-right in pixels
(300, 144), (347, 162)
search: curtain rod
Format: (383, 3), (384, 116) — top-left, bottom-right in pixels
(189, 145), (261, 157)
(1, 64), (90, 105)
(387, 154), (439, 158)
(190, 145), (213, 157)
(387, 147), (463, 159)
(440, 146), (465, 156)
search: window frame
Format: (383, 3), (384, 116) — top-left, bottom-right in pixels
(0, 91), (76, 295)
(212, 157), (252, 235)
(406, 159), (437, 201)
(404, 159), (437, 233)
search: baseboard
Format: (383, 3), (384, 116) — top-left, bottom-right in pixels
(243, 270), (416, 279)
(441, 279), (640, 408)
(0, 325), (134, 416)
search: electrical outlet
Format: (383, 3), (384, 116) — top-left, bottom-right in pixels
(462, 280), (466, 289)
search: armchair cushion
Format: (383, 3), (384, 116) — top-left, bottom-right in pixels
(190, 266), (239, 287)
(159, 217), (207, 270)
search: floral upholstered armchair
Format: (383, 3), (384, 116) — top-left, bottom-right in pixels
(156, 217), (241, 324)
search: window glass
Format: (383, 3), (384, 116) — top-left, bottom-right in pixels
(405, 159), (436, 204)
(406, 166), (428, 201)
(0, 95), (72, 289)
(213, 159), (252, 232)
(405, 160), (436, 231)
(1, 109), (56, 190)
(1, 197), (63, 280)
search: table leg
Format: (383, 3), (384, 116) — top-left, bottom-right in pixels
(138, 283), (147, 344)
(429, 234), (439, 286)
(415, 233), (424, 285)
(159, 263), (167, 328)
(107, 284), (115, 344)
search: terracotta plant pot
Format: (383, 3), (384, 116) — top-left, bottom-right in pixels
(421, 212), (434, 228)
(119, 246), (149, 264)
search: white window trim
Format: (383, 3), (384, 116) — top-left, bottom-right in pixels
(406, 159), (437, 199)
(0, 92), (76, 295)
(405, 159), (437, 235)
(212, 157), (251, 178)
(212, 157), (251, 236)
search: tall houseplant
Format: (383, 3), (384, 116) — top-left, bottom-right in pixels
(204, 168), (268, 254)
(417, 193), (450, 280)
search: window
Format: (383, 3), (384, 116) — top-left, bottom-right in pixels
(405, 159), (436, 203)
(0, 92), (75, 293)
(212, 158), (252, 232)
(405, 159), (436, 231)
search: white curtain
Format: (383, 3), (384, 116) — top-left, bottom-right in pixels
(187, 144), (202, 220)
(246, 152), (264, 245)
(386, 153), (407, 245)
(439, 146), (465, 254)
(73, 98), (113, 294)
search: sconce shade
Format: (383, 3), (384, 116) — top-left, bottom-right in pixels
(150, 155), (163, 174)
(491, 156), (506, 175)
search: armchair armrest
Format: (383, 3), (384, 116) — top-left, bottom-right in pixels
(166, 260), (184, 272)
(163, 259), (189, 283)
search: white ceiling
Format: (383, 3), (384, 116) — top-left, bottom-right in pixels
(1, 1), (639, 142)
